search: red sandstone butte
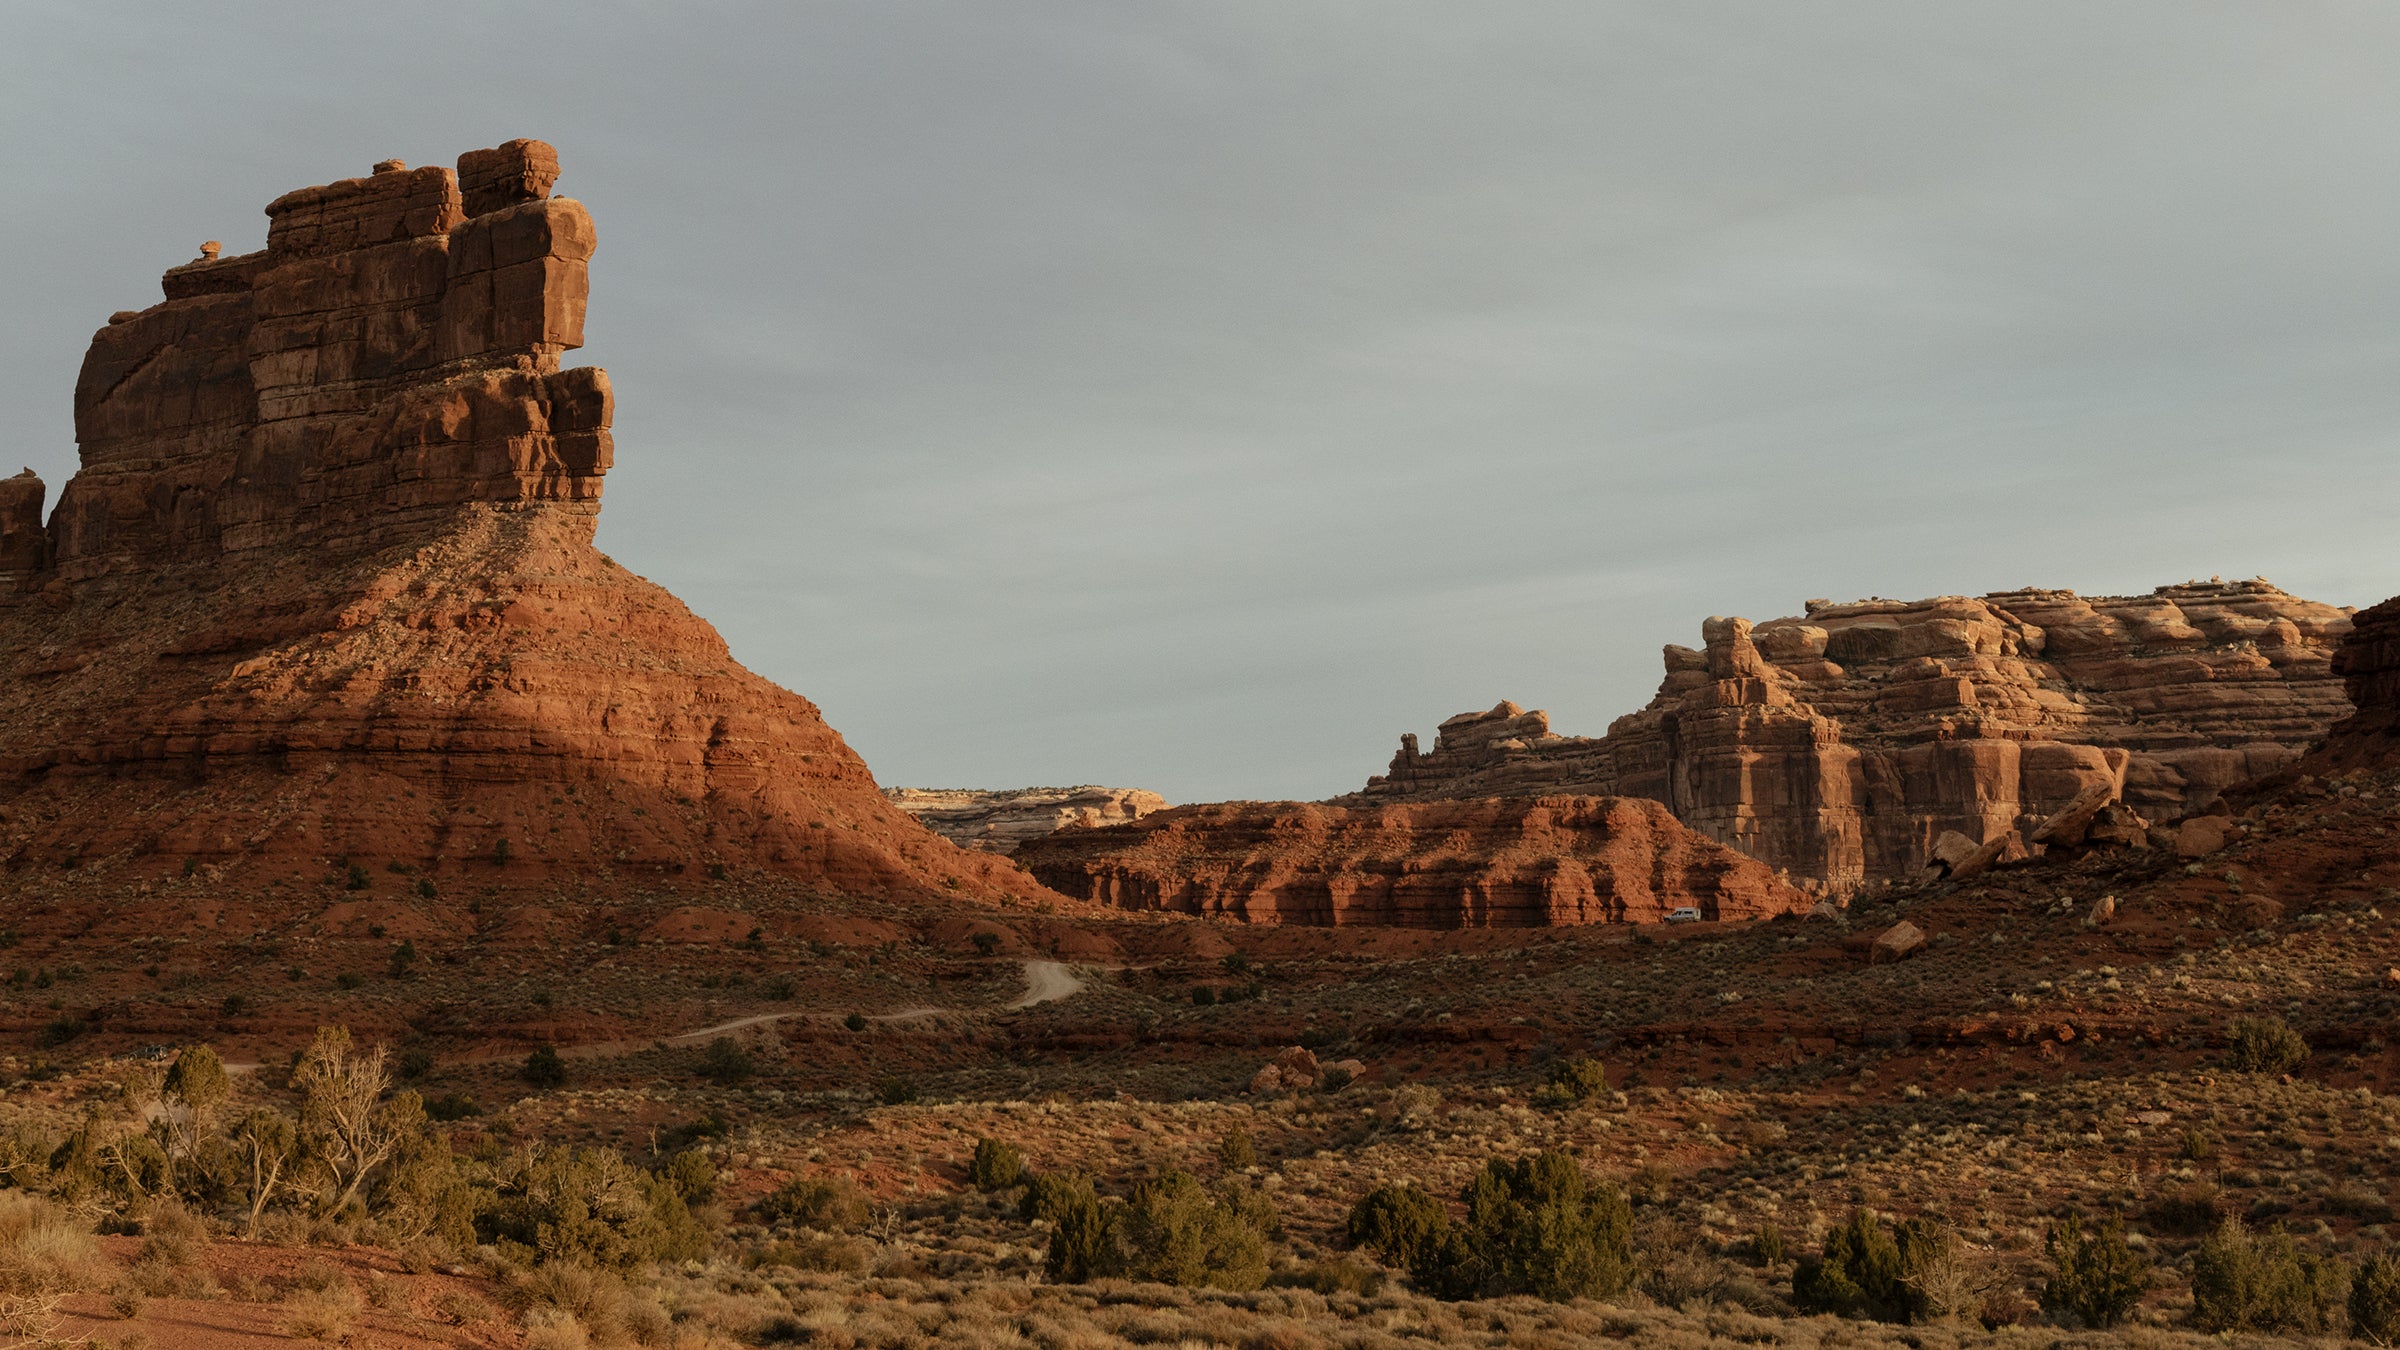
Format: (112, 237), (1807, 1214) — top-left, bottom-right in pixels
(1011, 796), (1806, 927)
(2299, 593), (2400, 775)
(1346, 583), (2353, 888)
(0, 142), (1047, 905)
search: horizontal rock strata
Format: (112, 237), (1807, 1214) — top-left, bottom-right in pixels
(1345, 582), (2352, 888)
(0, 142), (1046, 905)
(883, 786), (1169, 853)
(1012, 795), (1807, 927)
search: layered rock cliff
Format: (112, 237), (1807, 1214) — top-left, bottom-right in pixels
(0, 142), (1048, 904)
(884, 786), (1169, 853)
(1347, 582), (2352, 888)
(1012, 796), (1805, 927)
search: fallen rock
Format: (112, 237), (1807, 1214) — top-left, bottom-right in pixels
(1928, 830), (1981, 871)
(1250, 1046), (1323, 1093)
(2175, 815), (2231, 858)
(1949, 830), (2022, 880)
(2032, 783), (2119, 848)
(2085, 894), (2117, 927)
(1871, 921), (1926, 963)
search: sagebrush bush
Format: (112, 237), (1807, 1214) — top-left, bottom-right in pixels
(2225, 1015), (2310, 1074)
(2190, 1217), (2348, 1333)
(2041, 1212), (2148, 1329)
(1793, 1209), (1970, 1323)
(1216, 1129), (1257, 1171)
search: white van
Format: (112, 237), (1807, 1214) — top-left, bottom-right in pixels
(1666, 906), (1703, 923)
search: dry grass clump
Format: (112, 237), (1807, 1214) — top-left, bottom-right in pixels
(0, 1189), (112, 1337)
(280, 1279), (366, 1342)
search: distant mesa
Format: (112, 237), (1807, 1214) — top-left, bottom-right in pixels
(2298, 592), (2400, 776)
(0, 141), (1047, 906)
(1340, 582), (2354, 889)
(884, 786), (1168, 853)
(1012, 795), (1805, 927)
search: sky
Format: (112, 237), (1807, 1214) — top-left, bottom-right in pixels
(5, 4), (2398, 803)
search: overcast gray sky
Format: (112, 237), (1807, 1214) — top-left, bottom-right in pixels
(6, 4), (2398, 802)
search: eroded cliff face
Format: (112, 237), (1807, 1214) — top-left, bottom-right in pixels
(1011, 796), (1805, 927)
(0, 142), (1048, 905)
(884, 786), (1169, 853)
(1348, 582), (2353, 889)
(2301, 594), (2400, 775)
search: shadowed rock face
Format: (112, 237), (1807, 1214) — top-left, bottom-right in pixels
(0, 142), (1048, 906)
(2302, 593), (2400, 775)
(1345, 583), (2353, 889)
(1012, 795), (1807, 927)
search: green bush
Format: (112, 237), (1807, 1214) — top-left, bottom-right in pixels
(2226, 1015), (2310, 1074)
(1216, 1129), (1257, 1171)
(1532, 1057), (1608, 1109)
(699, 1038), (754, 1086)
(1020, 1171), (1089, 1225)
(967, 1138), (1025, 1191)
(478, 1145), (712, 1269)
(1752, 1222), (1787, 1267)
(2352, 1251), (2400, 1346)
(2041, 1212), (2148, 1329)
(1794, 1209), (1903, 1320)
(2190, 1217), (2348, 1333)
(1406, 1151), (1634, 1302)
(1117, 1170), (1277, 1290)
(520, 1045), (567, 1088)
(1043, 1176), (1117, 1284)
(1347, 1183), (1447, 1271)
(755, 1177), (870, 1232)
(426, 1093), (481, 1122)
(842, 1012), (867, 1033)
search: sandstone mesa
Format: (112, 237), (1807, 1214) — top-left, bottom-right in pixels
(883, 785), (1169, 854)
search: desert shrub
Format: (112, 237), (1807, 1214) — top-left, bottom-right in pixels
(1793, 1209), (1916, 1321)
(1044, 1176), (1117, 1284)
(842, 1012), (867, 1032)
(480, 1146), (712, 1270)
(1346, 1183), (1447, 1271)
(396, 1047), (435, 1080)
(2189, 1217), (2348, 1333)
(967, 1138), (1025, 1191)
(1190, 985), (1217, 1006)
(699, 1038), (754, 1086)
(1626, 1163), (1675, 1207)
(971, 931), (1001, 956)
(2352, 1251), (2400, 1346)
(749, 1234), (872, 1274)
(34, 1017), (85, 1049)
(1216, 1128), (1257, 1171)
(1752, 1222), (1787, 1267)
(876, 1078), (920, 1106)
(0, 1190), (111, 1336)
(427, 1093), (482, 1122)
(755, 1176), (870, 1233)
(2040, 1212), (2147, 1329)
(2148, 1181), (2223, 1236)
(521, 1045), (568, 1088)
(1270, 1256), (1385, 1296)
(1532, 1057), (1608, 1109)
(1117, 1170), (1278, 1290)
(2179, 1128), (2218, 1161)
(283, 1281), (365, 1342)
(1020, 1172), (1090, 1225)
(1410, 1150), (1634, 1302)
(2226, 1015), (2310, 1074)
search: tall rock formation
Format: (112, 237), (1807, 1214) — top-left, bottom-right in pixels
(0, 143), (1047, 904)
(1347, 582), (2353, 889)
(884, 786), (1169, 853)
(2301, 593), (2400, 774)
(1013, 796), (1805, 927)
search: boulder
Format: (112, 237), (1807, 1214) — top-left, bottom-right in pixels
(1250, 1046), (1322, 1093)
(2031, 783), (2118, 848)
(2085, 894), (2117, 927)
(2175, 816), (2231, 858)
(1871, 921), (1926, 964)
